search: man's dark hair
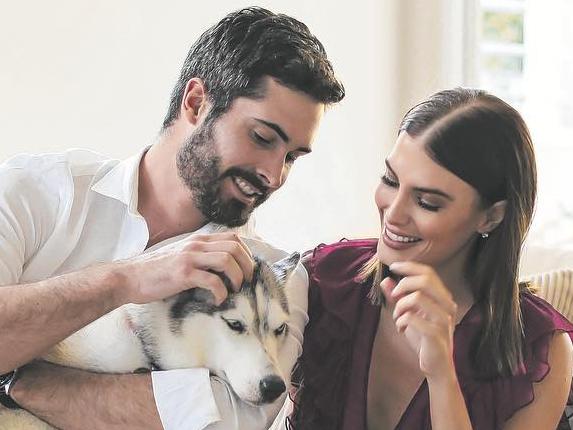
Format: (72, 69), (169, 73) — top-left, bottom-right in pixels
(162, 6), (345, 129)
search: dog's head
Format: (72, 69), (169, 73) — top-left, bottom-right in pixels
(164, 251), (301, 405)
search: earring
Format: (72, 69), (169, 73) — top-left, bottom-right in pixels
(481, 232), (489, 239)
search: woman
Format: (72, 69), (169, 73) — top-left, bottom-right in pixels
(288, 88), (573, 429)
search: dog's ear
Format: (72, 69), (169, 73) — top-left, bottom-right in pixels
(168, 288), (221, 322)
(168, 288), (216, 307)
(270, 252), (301, 285)
(187, 288), (217, 304)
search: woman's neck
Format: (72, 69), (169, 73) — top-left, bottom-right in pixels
(434, 251), (476, 323)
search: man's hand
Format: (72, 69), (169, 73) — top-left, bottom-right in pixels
(0, 231), (254, 373)
(117, 232), (255, 305)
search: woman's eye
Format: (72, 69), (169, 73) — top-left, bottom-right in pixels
(224, 319), (246, 334)
(417, 198), (441, 212)
(381, 174), (398, 188)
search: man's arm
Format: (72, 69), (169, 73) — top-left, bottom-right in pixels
(11, 362), (274, 430)
(11, 361), (163, 430)
(0, 266), (124, 374)
(0, 232), (255, 374)
(9, 242), (309, 430)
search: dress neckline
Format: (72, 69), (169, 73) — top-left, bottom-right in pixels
(361, 301), (479, 429)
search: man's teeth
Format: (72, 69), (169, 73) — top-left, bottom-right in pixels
(234, 177), (262, 197)
(386, 228), (420, 243)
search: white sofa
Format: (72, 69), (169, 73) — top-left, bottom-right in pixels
(520, 244), (573, 321)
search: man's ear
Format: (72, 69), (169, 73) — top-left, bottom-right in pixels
(181, 78), (209, 126)
(478, 200), (507, 235)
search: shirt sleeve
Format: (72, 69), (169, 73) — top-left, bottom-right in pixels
(0, 156), (63, 286)
(151, 254), (309, 430)
(152, 371), (293, 430)
(0, 164), (40, 286)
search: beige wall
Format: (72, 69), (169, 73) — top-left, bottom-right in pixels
(0, 0), (465, 252)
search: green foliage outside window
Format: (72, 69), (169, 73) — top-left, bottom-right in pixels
(482, 11), (524, 44)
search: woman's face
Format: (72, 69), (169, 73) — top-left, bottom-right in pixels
(375, 132), (490, 276)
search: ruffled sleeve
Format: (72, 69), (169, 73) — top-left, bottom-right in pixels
(455, 293), (573, 430)
(289, 239), (378, 430)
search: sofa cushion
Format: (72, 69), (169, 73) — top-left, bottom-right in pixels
(524, 269), (573, 322)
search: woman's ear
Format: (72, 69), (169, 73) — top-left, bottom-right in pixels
(478, 200), (507, 235)
(181, 78), (210, 125)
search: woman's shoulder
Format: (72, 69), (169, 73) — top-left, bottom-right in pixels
(520, 292), (573, 341)
(303, 238), (378, 328)
(305, 238), (378, 281)
(518, 292), (573, 391)
(459, 292), (573, 428)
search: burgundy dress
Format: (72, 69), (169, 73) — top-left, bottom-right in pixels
(288, 239), (573, 430)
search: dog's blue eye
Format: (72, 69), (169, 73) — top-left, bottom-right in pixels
(274, 323), (288, 336)
(224, 318), (246, 334)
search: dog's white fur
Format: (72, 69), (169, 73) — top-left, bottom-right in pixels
(0, 253), (300, 429)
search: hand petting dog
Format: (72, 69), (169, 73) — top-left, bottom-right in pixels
(117, 232), (254, 305)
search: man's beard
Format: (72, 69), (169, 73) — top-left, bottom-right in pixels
(176, 120), (269, 227)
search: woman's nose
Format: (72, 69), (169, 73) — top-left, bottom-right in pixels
(384, 193), (410, 226)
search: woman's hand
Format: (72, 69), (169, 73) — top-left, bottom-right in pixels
(381, 261), (458, 381)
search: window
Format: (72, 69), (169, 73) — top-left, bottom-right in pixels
(479, 0), (525, 107)
(471, 0), (573, 246)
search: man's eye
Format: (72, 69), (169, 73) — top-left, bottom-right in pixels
(286, 153), (298, 164)
(274, 323), (288, 336)
(253, 132), (271, 145)
(223, 318), (246, 334)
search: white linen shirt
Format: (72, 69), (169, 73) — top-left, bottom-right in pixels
(0, 148), (308, 430)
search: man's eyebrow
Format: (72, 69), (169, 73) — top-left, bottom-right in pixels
(385, 159), (454, 201)
(254, 118), (290, 143)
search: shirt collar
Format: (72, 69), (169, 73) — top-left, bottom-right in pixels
(91, 146), (149, 216)
(90, 146), (257, 240)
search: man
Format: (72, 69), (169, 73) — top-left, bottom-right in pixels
(0, 7), (344, 429)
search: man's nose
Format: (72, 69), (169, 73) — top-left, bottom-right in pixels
(256, 154), (287, 190)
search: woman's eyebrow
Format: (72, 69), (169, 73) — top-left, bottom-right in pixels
(385, 159), (454, 201)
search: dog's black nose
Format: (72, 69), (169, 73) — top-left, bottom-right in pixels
(259, 375), (286, 403)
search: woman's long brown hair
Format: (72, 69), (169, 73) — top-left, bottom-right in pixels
(365, 88), (537, 378)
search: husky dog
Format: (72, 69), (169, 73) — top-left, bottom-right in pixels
(0, 252), (301, 430)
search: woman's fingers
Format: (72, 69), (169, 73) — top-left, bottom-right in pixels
(380, 276), (398, 302)
(395, 310), (436, 335)
(392, 290), (454, 331)
(385, 261), (458, 378)
(388, 262), (457, 315)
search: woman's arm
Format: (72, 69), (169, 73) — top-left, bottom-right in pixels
(385, 261), (473, 430)
(504, 332), (573, 430)
(426, 369), (473, 430)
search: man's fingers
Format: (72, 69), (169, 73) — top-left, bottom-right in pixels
(186, 236), (254, 282)
(186, 269), (229, 305)
(186, 251), (244, 292)
(191, 233), (252, 258)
